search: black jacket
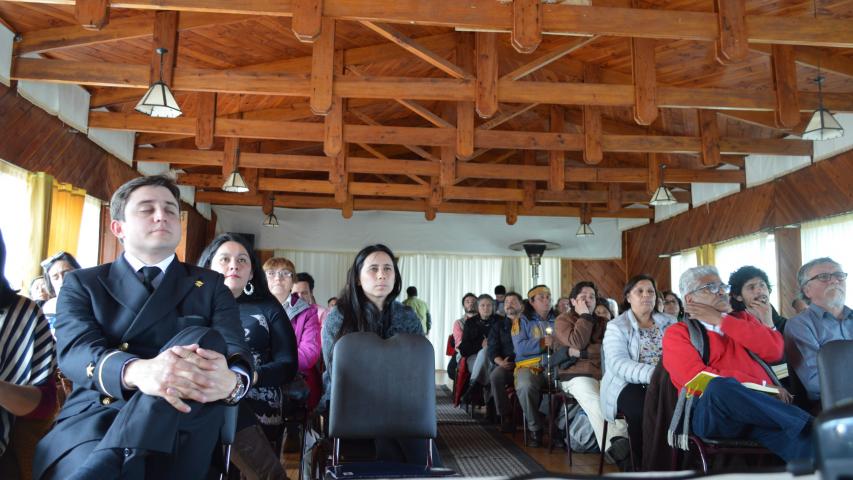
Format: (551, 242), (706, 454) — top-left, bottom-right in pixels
(487, 315), (515, 363)
(458, 314), (498, 358)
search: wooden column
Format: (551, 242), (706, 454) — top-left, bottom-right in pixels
(311, 17), (335, 115)
(292, 0), (323, 42)
(775, 226), (803, 319)
(76, 0), (110, 30)
(771, 44), (800, 129)
(475, 32), (498, 119)
(512, 0), (542, 54)
(151, 11), (178, 86)
(456, 32), (475, 159)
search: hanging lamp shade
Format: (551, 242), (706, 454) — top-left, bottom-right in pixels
(575, 223), (594, 237)
(222, 170), (249, 193)
(263, 212), (280, 227)
(802, 108), (844, 141)
(135, 81), (182, 118)
(649, 186), (677, 206)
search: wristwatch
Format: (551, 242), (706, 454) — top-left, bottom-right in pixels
(224, 371), (247, 405)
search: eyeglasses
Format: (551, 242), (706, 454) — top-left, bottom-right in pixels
(689, 283), (730, 296)
(804, 271), (848, 284)
(265, 270), (293, 279)
(663, 300), (678, 305)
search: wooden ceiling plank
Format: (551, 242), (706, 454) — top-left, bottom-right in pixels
(331, 148), (347, 203)
(260, 178), (335, 194)
(607, 183), (621, 212)
(475, 32), (498, 119)
(360, 20), (470, 79)
(583, 65), (603, 165)
(501, 36), (597, 82)
(522, 149), (536, 209)
(478, 103), (539, 130)
(75, 0), (110, 30)
(631, 37), (658, 125)
(348, 109), (439, 160)
(429, 175), (442, 207)
(698, 110), (721, 167)
(310, 17), (335, 115)
(771, 44), (800, 129)
(151, 10), (178, 86)
(511, 0), (541, 54)
(137, 133), (192, 144)
(549, 105), (565, 191)
(714, 0), (748, 65)
(440, 146), (455, 187)
(195, 92), (216, 150)
(324, 49), (344, 156)
(292, 0), (322, 42)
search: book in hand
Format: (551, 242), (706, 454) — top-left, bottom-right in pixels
(684, 371), (779, 397)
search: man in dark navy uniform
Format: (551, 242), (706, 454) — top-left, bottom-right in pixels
(34, 175), (253, 480)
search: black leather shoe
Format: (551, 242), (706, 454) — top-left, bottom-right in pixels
(551, 430), (566, 450)
(527, 429), (542, 448)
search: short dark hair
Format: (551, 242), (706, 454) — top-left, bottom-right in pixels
(661, 290), (684, 318)
(569, 281), (597, 300)
(197, 233), (272, 302)
(407, 286), (418, 297)
(295, 272), (315, 292)
(41, 251), (82, 297)
(462, 292), (477, 306)
(504, 291), (523, 304)
(620, 274), (658, 312)
(110, 174), (181, 221)
(728, 265), (771, 311)
(595, 297), (614, 319)
(494, 285), (506, 295)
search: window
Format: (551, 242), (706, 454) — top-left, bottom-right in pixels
(670, 248), (698, 296)
(801, 211), (853, 274)
(714, 233), (779, 309)
(0, 160), (33, 290)
(76, 194), (102, 268)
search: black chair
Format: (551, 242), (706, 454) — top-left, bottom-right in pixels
(220, 404), (239, 480)
(818, 340), (853, 410)
(325, 332), (455, 479)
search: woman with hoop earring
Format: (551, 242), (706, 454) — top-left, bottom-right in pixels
(199, 233), (298, 479)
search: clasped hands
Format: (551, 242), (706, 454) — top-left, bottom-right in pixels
(123, 344), (237, 413)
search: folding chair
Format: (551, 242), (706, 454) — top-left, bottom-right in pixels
(325, 332), (455, 479)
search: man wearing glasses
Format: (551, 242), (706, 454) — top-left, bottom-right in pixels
(785, 257), (851, 405)
(662, 266), (813, 462)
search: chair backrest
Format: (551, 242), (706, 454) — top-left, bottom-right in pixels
(818, 340), (853, 410)
(329, 332), (436, 440)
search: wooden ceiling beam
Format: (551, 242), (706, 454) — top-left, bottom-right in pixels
(475, 32), (498, 119)
(292, 0), (323, 42)
(750, 45), (853, 80)
(714, 0), (748, 64)
(771, 44), (800, 129)
(16, 58), (853, 112)
(75, 0), (110, 30)
(501, 36), (596, 82)
(7, 1), (851, 47)
(151, 10), (178, 86)
(195, 92), (216, 150)
(549, 105), (565, 191)
(360, 21), (470, 79)
(310, 17), (335, 115)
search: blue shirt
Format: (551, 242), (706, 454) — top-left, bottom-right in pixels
(784, 303), (853, 400)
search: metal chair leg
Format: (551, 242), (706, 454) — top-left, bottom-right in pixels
(598, 420), (608, 474)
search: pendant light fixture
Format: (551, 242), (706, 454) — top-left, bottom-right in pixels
(801, 0), (844, 141)
(649, 163), (677, 206)
(576, 204), (594, 237)
(263, 193), (280, 227)
(222, 148), (249, 193)
(135, 48), (182, 118)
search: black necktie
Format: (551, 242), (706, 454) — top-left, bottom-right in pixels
(140, 266), (160, 294)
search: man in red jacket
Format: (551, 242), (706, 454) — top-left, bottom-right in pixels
(662, 266), (813, 462)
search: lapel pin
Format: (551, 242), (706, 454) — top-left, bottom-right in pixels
(86, 362), (95, 378)
(195, 280), (204, 288)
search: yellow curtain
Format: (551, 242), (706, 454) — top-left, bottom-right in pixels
(697, 244), (716, 266)
(27, 172), (53, 280)
(46, 180), (87, 259)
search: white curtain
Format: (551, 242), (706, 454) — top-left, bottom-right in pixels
(75, 194), (102, 268)
(714, 233), (780, 309)
(0, 159), (33, 290)
(274, 248), (562, 369)
(801, 211), (853, 275)
(670, 249), (699, 297)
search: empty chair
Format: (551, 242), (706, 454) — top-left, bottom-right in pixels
(326, 332), (454, 479)
(818, 340), (853, 410)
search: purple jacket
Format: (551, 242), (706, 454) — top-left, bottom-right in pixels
(283, 293), (321, 373)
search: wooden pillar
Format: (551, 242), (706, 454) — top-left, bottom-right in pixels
(775, 226), (802, 319)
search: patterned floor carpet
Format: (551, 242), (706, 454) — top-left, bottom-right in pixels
(435, 386), (545, 477)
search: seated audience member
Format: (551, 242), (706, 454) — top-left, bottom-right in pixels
(264, 258), (322, 410)
(489, 292), (519, 432)
(785, 257), (851, 404)
(34, 175), (253, 480)
(511, 285), (560, 448)
(0, 230), (56, 474)
(556, 296), (571, 315)
(494, 285), (506, 316)
(556, 282), (627, 456)
(594, 297), (614, 320)
(663, 266), (812, 462)
(458, 294), (500, 400)
(791, 297), (808, 315)
(199, 235), (298, 479)
(293, 272), (329, 327)
(729, 265), (787, 333)
(39, 251), (81, 330)
(453, 293), (478, 350)
(402, 286), (431, 334)
(327, 297), (337, 309)
(601, 274), (674, 469)
(660, 291), (683, 321)
(321, 244), (437, 465)
(29, 277), (50, 308)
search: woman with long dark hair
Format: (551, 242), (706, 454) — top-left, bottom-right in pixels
(320, 244), (433, 464)
(39, 251), (82, 329)
(0, 230), (56, 471)
(198, 233), (297, 479)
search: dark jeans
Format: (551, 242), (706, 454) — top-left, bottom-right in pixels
(692, 377), (813, 462)
(616, 382), (647, 468)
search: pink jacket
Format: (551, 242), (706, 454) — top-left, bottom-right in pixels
(284, 293), (321, 373)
